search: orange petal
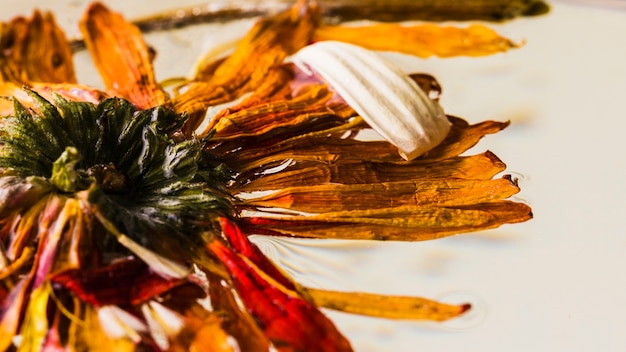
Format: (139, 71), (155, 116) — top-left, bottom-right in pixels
(233, 151), (506, 191)
(313, 23), (520, 58)
(243, 201), (533, 241)
(0, 11), (76, 84)
(173, 0), (319, 120)
(304, 287), (470, 321)
(79, 3), (166, 109)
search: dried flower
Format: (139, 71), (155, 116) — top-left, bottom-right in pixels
(0, 1), (534, 351)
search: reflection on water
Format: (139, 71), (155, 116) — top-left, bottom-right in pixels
(250, 235), (379, 288)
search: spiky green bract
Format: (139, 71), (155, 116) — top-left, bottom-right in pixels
(0, 89), (234, 238)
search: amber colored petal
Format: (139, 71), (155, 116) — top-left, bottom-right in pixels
(243, 201), (532, 241)
(196, 1), (318, 86)
(194, 64), (353, 138)
(314, 23), (519, 58)
(0, 11), (75, 84)
(304, 287), (470, 321)
(422, 117), (510, 161)
(217, 117), (508, 171)
(173, 1), (319, 120)
(208, 240), (353, 352)
(233, 151), (506, 191)
(79, 3), (166, 109)
(242, 177), (521, 213)
(71, 304), (137, 352)
(219, 137), (398, 171)
(174, 309), (237, 352)
(211, 84), (338, 140)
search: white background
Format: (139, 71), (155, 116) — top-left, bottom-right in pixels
(3, 1), (626, 351)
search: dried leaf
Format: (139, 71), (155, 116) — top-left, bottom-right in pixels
(122, 0), (549, 37)
(313, 0), (549, 22)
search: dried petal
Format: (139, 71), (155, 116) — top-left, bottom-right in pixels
(313, 23), (520, 58)
(243, 177), (521, 213)
(0, 11), (76, 84)
(305, 287), (470, 321)
(79, 3), (166, 109)
(208, 239), (352, 352)
(244, 201), (532, 241)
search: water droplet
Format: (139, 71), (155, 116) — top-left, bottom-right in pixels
(436, 291), (487, 331)
(506, 170), (531, 182)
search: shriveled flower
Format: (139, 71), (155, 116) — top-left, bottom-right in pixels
(0, 1), (535, 351)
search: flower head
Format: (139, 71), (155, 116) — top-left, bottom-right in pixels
(0, 1), (534, 351)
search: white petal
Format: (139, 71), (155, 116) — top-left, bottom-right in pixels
(117, 234), (190, 279)
(142, 301), (185, 350)
(98, 305), (147, 342)
(293, 41), (451, 160)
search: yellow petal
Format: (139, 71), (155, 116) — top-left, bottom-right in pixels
(304, 287), (470, 321)
(313, 23), (520, 58)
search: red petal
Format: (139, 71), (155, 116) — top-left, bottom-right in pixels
(208, 240), (352, 352)
(50, 258), (187, 307)
(220, 218), (296, 291)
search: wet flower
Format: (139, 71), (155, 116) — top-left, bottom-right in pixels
(0, 1), (534, 351)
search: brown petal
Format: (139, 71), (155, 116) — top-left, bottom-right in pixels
(233, 151), (506, 191)
(243, 201), (532, 241)
(0, 11), (76, 84)
(242, 177), (521, 213)
(217, 117), (508, 171)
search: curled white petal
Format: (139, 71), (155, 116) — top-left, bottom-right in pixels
(142, 301), (185, 350)
(117, 234), (190, 279)
(293, 41), (451, 160)
(98, 305), (147, 342)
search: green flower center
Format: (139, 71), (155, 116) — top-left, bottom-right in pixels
(0, 89), (233, 236)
